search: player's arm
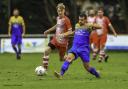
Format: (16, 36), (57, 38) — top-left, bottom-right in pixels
(44, 25), (57, 35)
(108, 23), (117, 37)
(87, 23), (101, 30)
(62, 28), (73, 37)
(8, 17), (12, 36)
(92, 23), (102, 29)
(21, 17), (26, 36)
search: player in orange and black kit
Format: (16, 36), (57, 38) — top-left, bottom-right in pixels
(41, 3), (72, 71)
(87, 9), (98, 60)
(93, 8), (117, 62)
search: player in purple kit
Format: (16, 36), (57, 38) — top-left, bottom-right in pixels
(8, 8), (25, 59)
(54, 13), (101, 79)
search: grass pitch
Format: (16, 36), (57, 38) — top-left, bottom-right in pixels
(0, 51), (128, 89)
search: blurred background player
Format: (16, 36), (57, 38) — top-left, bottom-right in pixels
(8, 8), (25, 60)
(87, 9), (98, 60)
(87, 9), (96, 24)
(54, 13), (101, 79)
(42, 3), (72, 71)
(93, 8), (117, 62)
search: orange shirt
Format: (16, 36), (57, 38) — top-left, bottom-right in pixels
(95, 16), (110, 35)
(51, 16), (72, 47)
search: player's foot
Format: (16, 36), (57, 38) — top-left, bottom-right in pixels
(96, 70), (101, 78)
(54, 71), (62, 79)
(104, 55), (109, 62)
(98, 58), (103, 63)
(16, 54), (21, 60)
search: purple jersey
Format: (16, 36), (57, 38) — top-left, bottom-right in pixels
(68, 23), (91, 62)
(9, 16), (25, 45)
(73, 23), (90, 47)
(9, 16), (25, 35)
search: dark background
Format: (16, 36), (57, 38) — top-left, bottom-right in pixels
(0, 0), (128, 34)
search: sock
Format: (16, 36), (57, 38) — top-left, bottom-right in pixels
(19, 48), (21, 55)
(18, 45), (21, 54)
(92, 52), (97, 59)
(12, 46), (18, 54)
(60, 61), (70, 76)
(42, 56), (49, 70)
(88, 67), (100, 78)
(92, 48), (98, 59)
(99, 50), (105, 60)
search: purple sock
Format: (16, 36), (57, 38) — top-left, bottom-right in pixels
(88, 67), (100, 78)
(60, 61), (70, 76)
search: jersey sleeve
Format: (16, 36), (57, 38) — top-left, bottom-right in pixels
(105, 17), (111, 26)
(75, 23), (80, 29)
(65, 17), (72, 31)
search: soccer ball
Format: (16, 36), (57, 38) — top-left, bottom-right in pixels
(35, 66), (46, 76)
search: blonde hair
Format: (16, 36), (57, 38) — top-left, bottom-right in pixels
(56, 3), (65, 10)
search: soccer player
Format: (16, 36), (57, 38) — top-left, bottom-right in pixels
(54, 13), (100, 79)
(87, 9), (98, 60)
(94, 8), (117, 62)
(8, 8), (25, 59)
(42, 3), (72, 71)
(87, 9), (96, 23)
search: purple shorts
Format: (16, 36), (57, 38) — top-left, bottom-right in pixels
(11, 35), (22, 45)
(68, 45), (90, 63)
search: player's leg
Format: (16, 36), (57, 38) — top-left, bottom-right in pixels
(54, 53), (75, 79)
(17, 44), (22, 59)
(17, 36), (22, 59)
(11, 35), (18, 59)
(92, 33), (99, 60)
(79, 47), (100, 78)
(98, 35), (108, 62)
(58, 46), (67, 61)
(92, 47), (99, 60)
(83, 62), (100, 78)
(90, 31), (93, 49)
(60, 53), (75, 75)
(18, 44), (21, 55)
(42, 42), (55, 70)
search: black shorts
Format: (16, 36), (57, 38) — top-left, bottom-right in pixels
(48, 42), (56, 50)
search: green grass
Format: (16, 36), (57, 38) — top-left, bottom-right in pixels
(0, 52), (128, 89)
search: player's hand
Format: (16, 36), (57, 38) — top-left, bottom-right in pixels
(44, 30), (49, 36)
(8, 33), (11, 37)
(114, 33), (117, 37)
(56, 34), (64, 43)
(58, 34), (64, 39)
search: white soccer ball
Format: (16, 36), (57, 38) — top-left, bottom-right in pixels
(35, 66), (46, 76)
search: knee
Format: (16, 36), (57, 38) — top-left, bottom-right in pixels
(66, 55), (74, 63)
(59, 55), (68, 62)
